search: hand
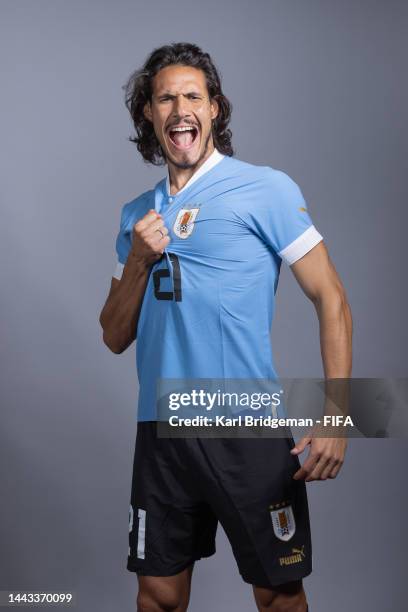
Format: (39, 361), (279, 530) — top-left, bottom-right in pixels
(131, 209), (170, 266)
(290, 427), (347, 482)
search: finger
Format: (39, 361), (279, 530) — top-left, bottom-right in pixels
(134, 210), (161, 233)
(146, 237), (170, 262)
(290, 436), (311, 455)
(135, 219), (167, 246)
(145, 209), (162, 221)
(293, 467), (305, 480)
(145, 218), (168, 239)
(320, 458), (338, 480)
(305, 455), (331, 482)
(157, 235), (171, 251)
(328, 459), (344, 479)
(292, 452), (320, 480)
(293, 465), (314, 480)
(150, 227), (170, 247)
(153, 225), (169, 238)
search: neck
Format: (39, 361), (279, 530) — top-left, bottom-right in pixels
(167, 141), (215, 195)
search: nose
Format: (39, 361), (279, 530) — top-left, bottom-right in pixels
(172, 94), (192, 118)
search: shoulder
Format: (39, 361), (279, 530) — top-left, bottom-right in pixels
(221, 155), (268, 179)
(227, 157), (301, 194)
(253, 165), (305, 210)
(250, 162), (302, 198)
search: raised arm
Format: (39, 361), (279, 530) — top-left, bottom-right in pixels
(99, 209), (170, 354)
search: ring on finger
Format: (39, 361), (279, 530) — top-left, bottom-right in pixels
(156, 229), (164, 238)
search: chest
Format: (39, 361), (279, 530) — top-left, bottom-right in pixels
(160, 193), (262, 262)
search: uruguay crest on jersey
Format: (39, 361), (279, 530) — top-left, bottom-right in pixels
(270, 504), (296, 541)
(173, 207), (200, 239)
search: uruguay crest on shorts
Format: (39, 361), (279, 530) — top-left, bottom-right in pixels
(270, 504), (296, 541)
(173, 207), (200, 239)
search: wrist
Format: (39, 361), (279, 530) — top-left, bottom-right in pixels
(126, 250), (152, 272)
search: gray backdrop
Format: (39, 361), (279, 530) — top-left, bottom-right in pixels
(1, 0), (407, 610)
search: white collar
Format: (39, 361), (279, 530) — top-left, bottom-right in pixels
(165, 148), (225, 196)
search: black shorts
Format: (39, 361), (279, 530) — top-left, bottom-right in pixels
(127, 422), (312, 588)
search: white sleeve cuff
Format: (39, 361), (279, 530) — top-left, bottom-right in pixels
(113, 262), (124, 280)
(278, 225), (323, 265)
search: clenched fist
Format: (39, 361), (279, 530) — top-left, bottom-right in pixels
(131, 209), (170, 266)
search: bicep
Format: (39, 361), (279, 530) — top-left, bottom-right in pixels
(289, 241), (345, 303)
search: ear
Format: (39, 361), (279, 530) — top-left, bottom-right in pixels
(143, 100), (153, 122)
(210, 97), (219, 121)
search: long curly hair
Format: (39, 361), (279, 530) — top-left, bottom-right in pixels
(123, 42), (234, 165)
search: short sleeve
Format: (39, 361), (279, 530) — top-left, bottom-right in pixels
(112, 204), (132, 280)
(111, 190), (156, 279)
(246, 169), (323, 265)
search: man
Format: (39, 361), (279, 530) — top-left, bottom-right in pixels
(99, 42), (352, 612)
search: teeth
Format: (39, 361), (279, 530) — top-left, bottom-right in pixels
(171, 126), (195, 132)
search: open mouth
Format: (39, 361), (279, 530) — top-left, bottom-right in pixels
(167, 126), (199, 151)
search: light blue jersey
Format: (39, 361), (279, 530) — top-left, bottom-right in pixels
(113, 150), (323, 421)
